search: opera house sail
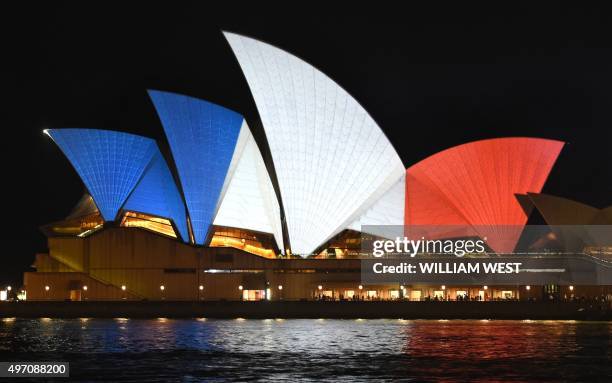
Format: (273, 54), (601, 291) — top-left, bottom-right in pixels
(147, 90), (244, 245)
(211, 125), (285, 253)
(44, 129), (159, 222)
(404, 137), (564, 253)
(147, 90), (284, 251)
(123, 149), (190, 242)
(224, 32), (406, 256)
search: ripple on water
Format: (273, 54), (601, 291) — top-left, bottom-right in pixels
(0, 319), (610, 382)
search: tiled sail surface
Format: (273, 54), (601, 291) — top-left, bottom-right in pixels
(213, 124), (285, 253)
(348, 175), (405, 238)
(46, 129), (157, 221)
(148, 90), (243, 245)
(224, 32), (405, 255)
(123, 149), (189, 242)
(405, 137), (564, 253)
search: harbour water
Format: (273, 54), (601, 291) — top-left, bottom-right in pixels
(1, 318), (611, 382)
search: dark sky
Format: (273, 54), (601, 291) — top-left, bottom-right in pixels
(3, 3), (612, 284)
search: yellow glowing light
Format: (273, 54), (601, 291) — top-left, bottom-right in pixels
(44, 285), (50, 291)
(209, 235), (276, 259)
(278, 285), (283, 290)
(83, 285), (88, 291)
(569, 285), (574, 291)
(441, 285), (446, 290)
(238, 285), (243, 290)
(318, 285), (323, 290)
(483, 285), (488, 290)
(199, 285), (204, 291)
(160, 285), (165, 291)
(525, 285), (531, 291)
(121, 285), (126, 291)
(121, 211), (176, 238)
(358, 285), (363, 290)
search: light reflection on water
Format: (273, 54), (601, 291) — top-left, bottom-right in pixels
(0, 319), (611, 382)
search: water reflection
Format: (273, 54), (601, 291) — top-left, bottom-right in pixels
(0, 319), (610, 381)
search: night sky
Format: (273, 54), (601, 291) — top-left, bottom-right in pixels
(3, 4), (611, 284)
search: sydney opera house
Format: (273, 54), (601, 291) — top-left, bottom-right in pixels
(23, 33), (612, 302)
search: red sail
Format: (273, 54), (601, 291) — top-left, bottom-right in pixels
(405, 137), (564, 253)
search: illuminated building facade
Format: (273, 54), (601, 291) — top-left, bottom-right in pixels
(24, 33), (611, 302)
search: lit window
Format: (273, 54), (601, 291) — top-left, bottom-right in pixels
(209, 227), (277, 259)
(121, 211), (177, 238)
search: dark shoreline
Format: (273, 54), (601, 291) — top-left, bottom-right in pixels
(1, 301), (611, 320)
